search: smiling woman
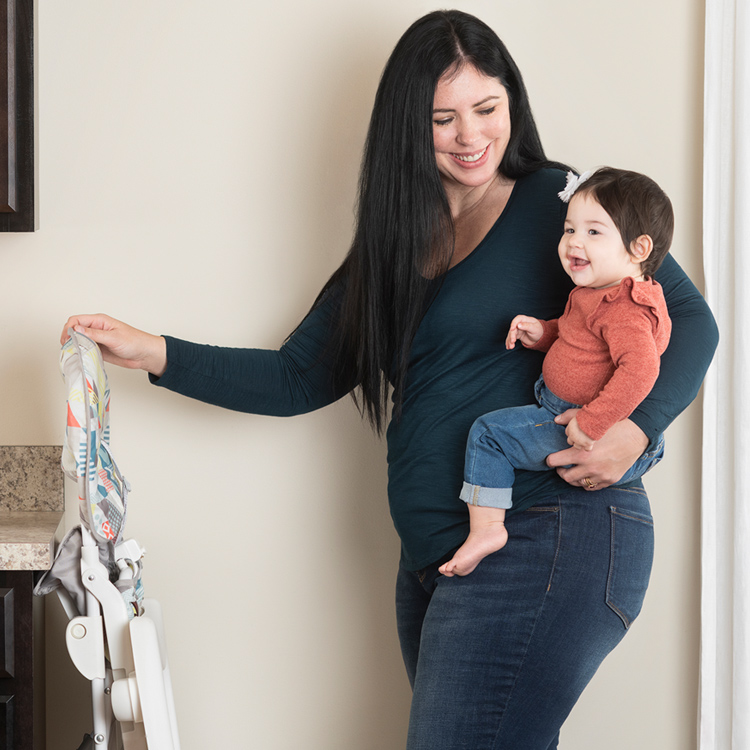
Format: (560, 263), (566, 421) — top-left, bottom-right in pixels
(431, 66), (517, 268)
(432, 67), (511, 199)
(59, 8), (718, 749)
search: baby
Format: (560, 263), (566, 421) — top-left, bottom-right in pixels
(440, 167), (673, 577)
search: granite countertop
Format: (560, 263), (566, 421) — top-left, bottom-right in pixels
(0, 510), (64, 570)
(0, 446), (65, 571)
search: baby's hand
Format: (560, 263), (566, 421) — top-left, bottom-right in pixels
(565, 415), (596, 451)
(506, 315), (544, 349)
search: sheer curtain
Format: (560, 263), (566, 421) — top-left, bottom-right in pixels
(700, 0), (750, 747)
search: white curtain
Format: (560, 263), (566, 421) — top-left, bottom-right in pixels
(700, 0), (750, 747)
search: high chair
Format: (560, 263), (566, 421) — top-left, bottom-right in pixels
(35, 330), (180, 750)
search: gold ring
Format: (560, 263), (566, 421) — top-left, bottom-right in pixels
(583, 477), (596, 489)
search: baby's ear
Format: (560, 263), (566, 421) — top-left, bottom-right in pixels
(629, 234), (654, 262)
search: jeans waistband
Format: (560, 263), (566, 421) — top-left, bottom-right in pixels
(534, 375), (581, 415)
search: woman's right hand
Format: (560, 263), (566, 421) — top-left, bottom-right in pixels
(61, 314), (168, 377)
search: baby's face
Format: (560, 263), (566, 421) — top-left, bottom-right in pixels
(558, 193), (643, 289)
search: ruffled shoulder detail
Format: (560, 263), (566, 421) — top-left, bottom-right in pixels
(601, 276), (661, 306)
(587, 277), (671, 342)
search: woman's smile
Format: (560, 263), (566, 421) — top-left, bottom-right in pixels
(432, 65), (511, 202)
(451, 145), (489, 165)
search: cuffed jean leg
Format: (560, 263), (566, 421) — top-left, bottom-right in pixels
(462, 402), (570, 508)
(396, 487), (654, 749)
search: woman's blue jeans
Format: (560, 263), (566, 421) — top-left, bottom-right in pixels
(395, 486), (654, 749)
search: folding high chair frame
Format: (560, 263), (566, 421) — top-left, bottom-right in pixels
(35, 331), (180, 749)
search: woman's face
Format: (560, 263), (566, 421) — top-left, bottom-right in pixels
(432, 65), (511, 194)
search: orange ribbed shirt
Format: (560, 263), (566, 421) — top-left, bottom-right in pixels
(531, 276), (672, 441)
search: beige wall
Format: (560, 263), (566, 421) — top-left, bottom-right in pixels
(9, 1), (704, 748)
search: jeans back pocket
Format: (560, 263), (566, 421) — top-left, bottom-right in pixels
(605, 505), (655, 629)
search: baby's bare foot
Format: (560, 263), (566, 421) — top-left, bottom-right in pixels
(439, 523), (508, 577)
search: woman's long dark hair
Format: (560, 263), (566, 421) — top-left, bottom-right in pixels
(312, 10), (558, 433)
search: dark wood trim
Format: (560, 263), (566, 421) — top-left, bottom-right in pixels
(0, 587), (14, 679)
(0, 0), (32, 231)
(0, 0), (16, 212)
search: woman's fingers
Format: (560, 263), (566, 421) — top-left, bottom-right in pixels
(61, 313), (115, 344)
(60, 314), (167, 376)
(547, 418), (649, 489)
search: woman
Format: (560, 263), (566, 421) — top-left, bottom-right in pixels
(63, 10), (718, 749)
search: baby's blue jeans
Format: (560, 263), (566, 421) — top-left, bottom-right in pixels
(461, 376), (665, 509)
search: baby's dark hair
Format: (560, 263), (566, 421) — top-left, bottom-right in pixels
(575, 167), (674, 278)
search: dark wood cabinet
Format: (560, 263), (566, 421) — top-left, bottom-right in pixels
(0, 571), (41, 750)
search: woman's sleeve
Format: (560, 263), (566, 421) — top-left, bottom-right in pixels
(629, 254), (719, 444)
(149, 290), (356, 416)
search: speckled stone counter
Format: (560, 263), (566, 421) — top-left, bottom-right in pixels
(0, 446), (64, 570)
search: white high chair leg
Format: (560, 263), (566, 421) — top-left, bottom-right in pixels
(90, 677), (109, 747)
(81, 543), (135, 674)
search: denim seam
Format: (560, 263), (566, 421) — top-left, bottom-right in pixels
(611, 486), (648, 499)
(491, 504), (563, 748)
(525, 506), (559, 514)
(545, 501), (563, 594)
(609, 507), (654, 527)
(606, 509), (632, 629)
(466, 425), (490, 484)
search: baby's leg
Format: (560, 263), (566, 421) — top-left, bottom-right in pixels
(443, 400), (568, 577)
(439, 505), (508, 577)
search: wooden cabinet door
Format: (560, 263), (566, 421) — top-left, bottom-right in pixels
(0, 571), (36, 750)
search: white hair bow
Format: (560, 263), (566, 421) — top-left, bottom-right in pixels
(557, 170), (593, 203)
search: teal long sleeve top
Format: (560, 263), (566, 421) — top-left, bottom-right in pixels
(153, 169), (719, 570)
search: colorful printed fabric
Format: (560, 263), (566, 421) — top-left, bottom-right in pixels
(60, 330), (128, 546)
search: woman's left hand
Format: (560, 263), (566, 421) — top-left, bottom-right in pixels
(546, 411), (649, 490)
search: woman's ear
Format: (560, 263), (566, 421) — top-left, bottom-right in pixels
(629, 234), (654, 263)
